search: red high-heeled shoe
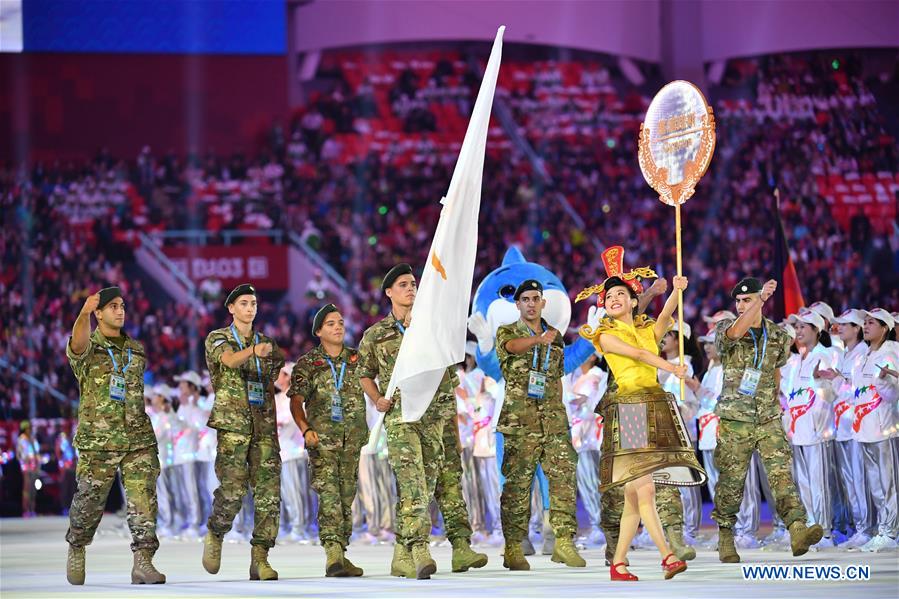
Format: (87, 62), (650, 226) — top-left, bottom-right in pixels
(610, 562), (639, 581)
(662, 553), (687, 579)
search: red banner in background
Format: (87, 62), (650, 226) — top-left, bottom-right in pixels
(162, 245), (288, 290)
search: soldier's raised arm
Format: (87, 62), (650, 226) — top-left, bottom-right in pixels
(71, 293), (100, 355)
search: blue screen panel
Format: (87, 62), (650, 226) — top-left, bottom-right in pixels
(22, 0), (285, 55)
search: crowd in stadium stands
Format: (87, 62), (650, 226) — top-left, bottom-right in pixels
(1, 49), (897, 429)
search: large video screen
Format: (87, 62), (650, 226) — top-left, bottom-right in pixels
(11, 0), (285, 54)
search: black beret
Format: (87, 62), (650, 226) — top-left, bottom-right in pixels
(225, 283), (256, 306)
(97, 286), (122, 309)
(514, 279), (543, 300)
(731, 277), (763, 298)
(312, 303), (340, 335)
(381, 263), (413, 292)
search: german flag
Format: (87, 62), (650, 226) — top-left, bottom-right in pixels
(772, 189), (805, 320)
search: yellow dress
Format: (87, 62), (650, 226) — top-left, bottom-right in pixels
(580, 315), (706, 490)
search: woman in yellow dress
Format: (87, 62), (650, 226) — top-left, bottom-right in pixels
(577, 246), (706, 581)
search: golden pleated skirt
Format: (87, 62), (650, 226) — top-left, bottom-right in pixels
(598, 386), (706, 492)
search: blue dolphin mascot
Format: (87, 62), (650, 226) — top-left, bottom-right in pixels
(467, 246), (599, 378)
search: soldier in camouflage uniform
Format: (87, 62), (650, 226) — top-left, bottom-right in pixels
(201, 283), (285, 581)
(496, 279), (585, 570)
(712, 277), (824, 562)
(359, 263), (484, 579)
(288, 304), (368, 577)
(64, 286), (165, 585)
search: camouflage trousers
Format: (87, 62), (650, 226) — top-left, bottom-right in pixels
(386, 404), (446, 548)
(601, 479), (684, 547)
(207, 431), (281, 548)
(308, 440), (362, 548)
(435, 414), (473, 544)
(66, 446), (160, 552)
(501, 431), (577, 543)
(712, 418), (807, 530)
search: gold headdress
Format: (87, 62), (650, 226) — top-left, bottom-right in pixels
(575, 246), (657, 307)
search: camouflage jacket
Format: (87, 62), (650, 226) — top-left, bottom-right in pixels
(715, 317), (792, 424)
(357, 312), (457, 426)
(288, 345), (368, 451)
(65, 329), (156, 452)
(204, 326), (285, 437)
(496, 319), (568, 435)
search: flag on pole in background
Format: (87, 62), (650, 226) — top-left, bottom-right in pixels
(773, 189), (805, 320)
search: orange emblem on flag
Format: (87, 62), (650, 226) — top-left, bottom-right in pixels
(431, 252), (447, 280)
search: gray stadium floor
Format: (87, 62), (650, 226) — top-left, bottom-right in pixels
(1, 516), (897, 598)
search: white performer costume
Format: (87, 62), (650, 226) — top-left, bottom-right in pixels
(828, 309), (873, 548)
(783, 311), (837, 547)
(850, 310), (899, 553)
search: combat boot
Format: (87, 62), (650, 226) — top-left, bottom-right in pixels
(665, 525), (696, 561)
(202, 531), (223, 574)
(131, 549), (166, 584)
(551, 537), (586, 567)
(502, 541), (531, 570)
(342, 554), (364, 577)
(390, 543), (415, 578)
(789, 521), (824, 556)
(323, 542), (347, 577)
(718, 527), (741, 563)
(411, 543), (437, 579)
(66, 545), (85, 585)
(249, 545), (278, 580)
(450, 538), (488, 572)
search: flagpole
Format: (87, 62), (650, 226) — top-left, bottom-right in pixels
(675, 201), (685, 404)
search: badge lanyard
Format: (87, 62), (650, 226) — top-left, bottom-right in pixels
(231, 324), (262, 380)
(394, 314), (406, 335)
(528, 322), (553, 372)
(748, 325), (768, 370)
(325, 356), (347, 393)
(106, 347), (133, 375)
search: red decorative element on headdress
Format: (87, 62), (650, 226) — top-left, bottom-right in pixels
(575, 246), (656, 307)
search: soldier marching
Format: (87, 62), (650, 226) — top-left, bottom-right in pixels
(61, 268), (897, 585)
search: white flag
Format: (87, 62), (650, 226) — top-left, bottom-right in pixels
(367, 26), (504, 446)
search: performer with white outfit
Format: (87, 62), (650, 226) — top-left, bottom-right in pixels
(174, 371), (204, 539)
(195, 377), (218, 533)
(659, 321), (701, 542)
(457, 346), (487, 540)
(783, 309), (837, 548)
(807, 302), (852, 538)
(471, 369), (502, 544)
(148, 385), (179, 538)
(694, 330), (722, 498)
(847, 309), (899, 552)
(275, 362), (308, 542)
(565, 354), (607, 546)
(817, 309), (872, 548)
(355, 393), (395, 542)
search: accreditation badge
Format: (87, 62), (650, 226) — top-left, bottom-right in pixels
(247, 381), (265, 406)
(330, 393), (344, 422)
(527, 371), (547, 400)
(737, 368), (762, 397)
(109, 374), (127, 402)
